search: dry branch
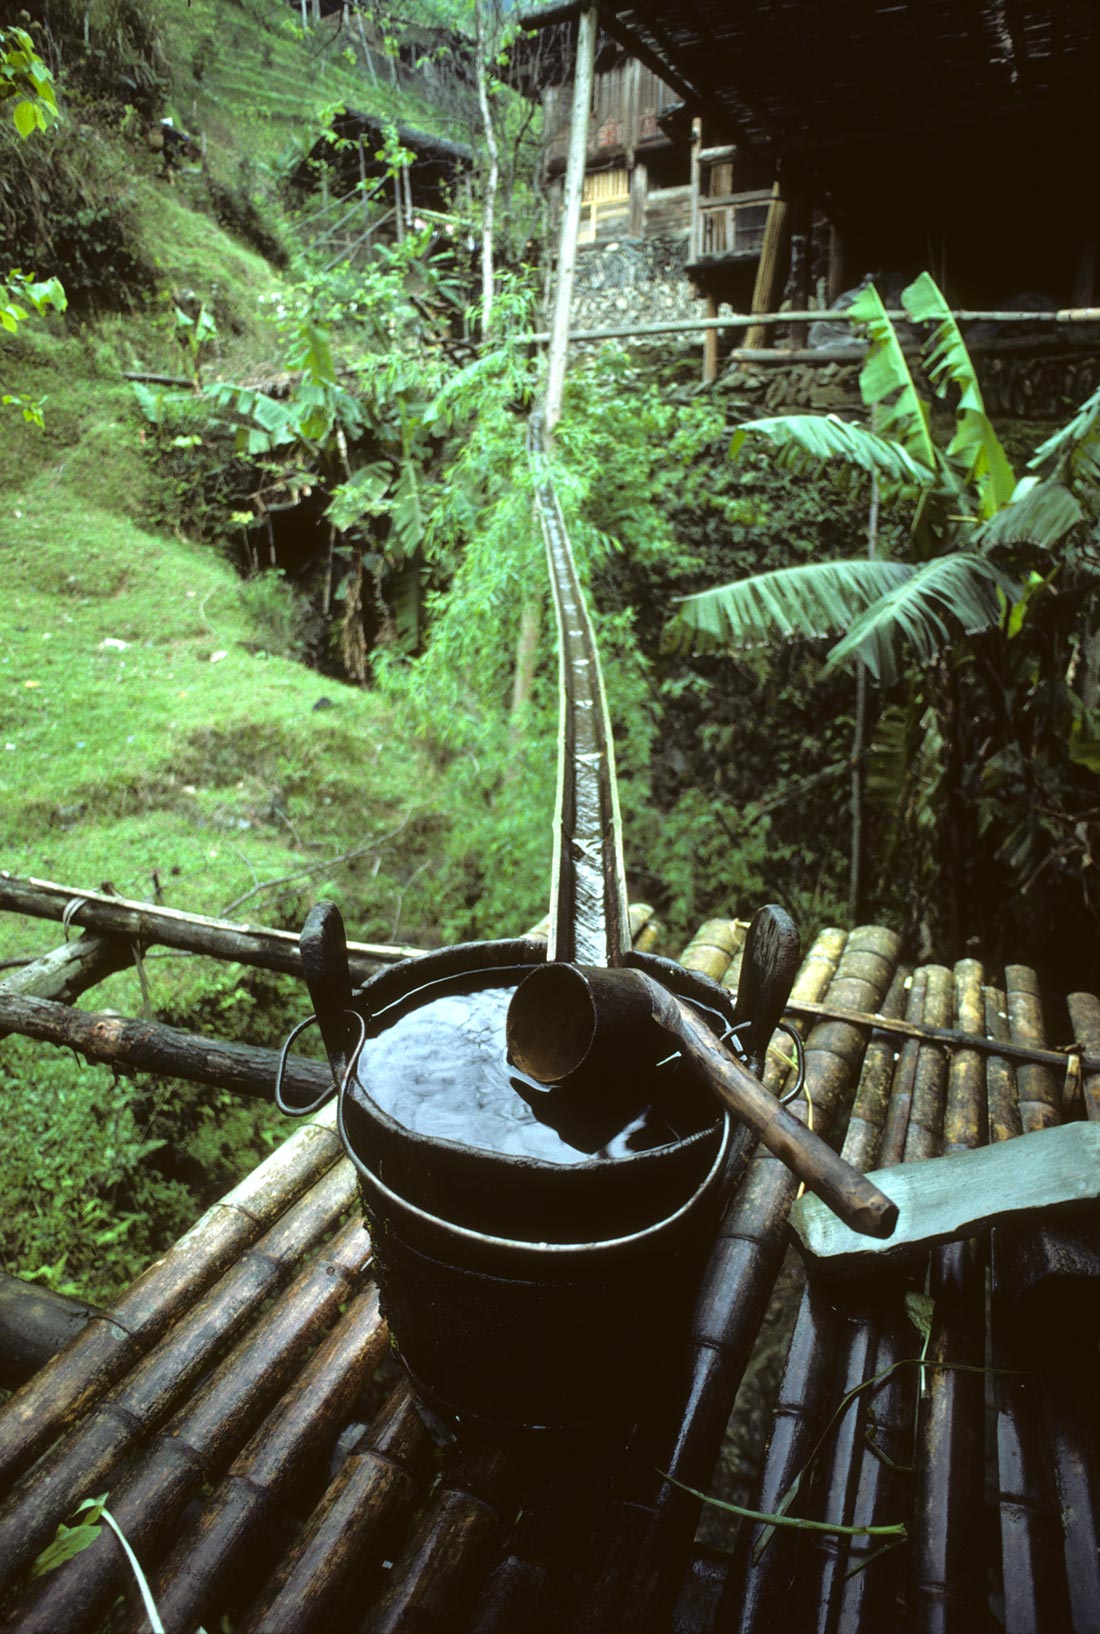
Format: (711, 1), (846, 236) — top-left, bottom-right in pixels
(0, 992), (332, 1104)
(0, 873), (419, 981)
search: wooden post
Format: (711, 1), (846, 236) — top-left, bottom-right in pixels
(689, 115), (702, 262)
(702, 290), (719, 383)
(629, 158), (648, 237)
(827, 221), (846, 305)
(545, 4), (598, 432)
(744, 180), (791, 349)
(786, 191), (812, 347)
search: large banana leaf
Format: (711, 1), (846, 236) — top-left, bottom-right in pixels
(848, 283), (938, 473)
(1029, 383), (1100, 487)
(977, 477), (1084, 553)
(731, 414), (934, 488)
(901, 273), (1016, 518)
(824, 552), (1014, 685)
(664, 559), (912, 655)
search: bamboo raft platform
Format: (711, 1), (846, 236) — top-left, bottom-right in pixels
(0, 883), (1098, 1632)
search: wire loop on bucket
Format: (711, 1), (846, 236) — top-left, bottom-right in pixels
(275, 1010), (368, 1117)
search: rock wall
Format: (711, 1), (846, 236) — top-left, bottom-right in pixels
(716, 350), (1100, 421)
(570, 234), (700, 336)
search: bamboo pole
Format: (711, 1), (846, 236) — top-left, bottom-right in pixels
(7, 1216), (379, 1634)
(901, 965), (953, 1162)
(0, 874), (420, 977)
(1005, 964), (1062, 1131)
(990, 975), (1074, 1633)
(0, 1276), (99, 1394)
(983, 985), (1023, 1145)
(1067, 990), (1100, 1121)
(528, 304), (1100, 341)
(719, 962), (911, 1631)
(544, 4), (597, 431)
(0, 991), (333, 1103)
(678, 917), (747, 986)
(576, 925), (903, 1633)
(0, 1160), (357, 1594)
(0, 1101), (345, 1490)
(1003, 970), (1100, 1632)
(906, 959), (986, 1634)
(790, 963), (949, 1626)
(364, 1443), (520, 1634)
(238, 1383), (434, 1634)
(149, 1284), (388, 1631)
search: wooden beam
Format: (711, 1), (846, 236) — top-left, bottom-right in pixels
(0, 992), (334, 1104)
(790, 1122), (1100, 1277)
(689, 116), (702, 263)
(744, 181), (790, 349)
(545, 3), (598, 430)
(0, 933), (131, 1009)
(702, 290), (719, 383)
(0, 874), (419, 983)
(0, 1274), (99, 1393)
(628, 156), (647, 236)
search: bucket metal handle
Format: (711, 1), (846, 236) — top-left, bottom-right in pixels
(275, 1008), (367, 1118)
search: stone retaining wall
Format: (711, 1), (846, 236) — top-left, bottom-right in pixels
(717, 351), (1100, 421)
(571, 234), (700, 336)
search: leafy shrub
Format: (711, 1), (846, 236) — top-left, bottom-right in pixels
(238, 569), (319, 660)
(0, 118), (155, 309)
(26, 0), (167, 120)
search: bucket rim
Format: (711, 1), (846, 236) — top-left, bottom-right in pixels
(344, 940), (734, 1180)
(339, 1095), (733, 1258)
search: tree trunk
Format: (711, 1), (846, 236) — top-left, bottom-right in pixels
(0, 992), (333, 1104)
(849, 473), (879, 920)
(545, 5), (597, 431)
(474, 0), (500, 336)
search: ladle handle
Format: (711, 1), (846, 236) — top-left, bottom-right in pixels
(644, 978), (898, 1240)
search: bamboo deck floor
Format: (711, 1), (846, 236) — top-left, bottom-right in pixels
(1, 917), (1098, 1632)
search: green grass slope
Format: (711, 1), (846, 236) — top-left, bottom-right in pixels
(0, 0), (480, 1303)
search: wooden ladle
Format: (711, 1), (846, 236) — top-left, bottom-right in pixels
(507, 961), (898, 1241)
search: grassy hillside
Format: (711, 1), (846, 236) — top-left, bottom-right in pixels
(1, 0), (478, 960)
(0, 0), (496, 1302)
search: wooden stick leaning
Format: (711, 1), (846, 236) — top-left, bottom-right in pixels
(641, 977), (898, 1240)
(507, 964), (898, 1240)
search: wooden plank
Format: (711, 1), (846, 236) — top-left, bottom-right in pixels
(790, 1122), (1100, 1275)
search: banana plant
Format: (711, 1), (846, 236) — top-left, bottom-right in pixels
(664, 274), (1099, 936)
(666, 275), (1027, 687)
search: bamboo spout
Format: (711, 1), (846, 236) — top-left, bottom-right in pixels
(507, 964), (899, 1240)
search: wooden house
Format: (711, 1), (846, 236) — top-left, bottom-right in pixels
(521, 1), (1100, 331)
(530, 29), (776, 311)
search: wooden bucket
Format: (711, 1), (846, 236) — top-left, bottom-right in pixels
(334, 939), (748, 1434)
